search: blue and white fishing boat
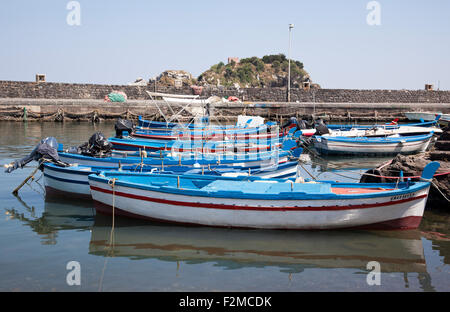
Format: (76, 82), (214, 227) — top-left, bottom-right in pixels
(137, 115), (275, 131)
(326, 116), (441, 131)
(58, 143), (302, 168)
(404, 112), (450, 126)
(404, 112), (448, 122)
(131, 127), (284, 141)
(108, 135), (285, 153)
(323, 125), (441, 138)
(312, 133), (434, 156)
(43, 159), (300, 198)
(88, 162), (440, 230)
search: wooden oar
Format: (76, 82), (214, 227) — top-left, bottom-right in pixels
(12, 165), (41, 195)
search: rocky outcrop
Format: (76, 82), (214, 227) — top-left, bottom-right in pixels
(156, 70), (195, 88)
(360, 127), (450, 208)
(197, 54), (317, 89)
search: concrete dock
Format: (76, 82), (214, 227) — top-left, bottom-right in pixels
(1, 80), (450, 122)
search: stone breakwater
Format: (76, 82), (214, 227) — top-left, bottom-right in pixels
(1, 80), (450, 122)
(2, 80), (450, 103)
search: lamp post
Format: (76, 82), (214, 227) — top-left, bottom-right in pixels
(287, 23), (294, 102)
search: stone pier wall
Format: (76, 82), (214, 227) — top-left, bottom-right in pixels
(1, 80), (450, 122)
(1, 80), (450, 103)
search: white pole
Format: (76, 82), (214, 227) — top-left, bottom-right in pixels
(288, 24), (294, 102)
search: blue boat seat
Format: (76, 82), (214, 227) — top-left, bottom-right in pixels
(200, 180), (331, 195)
(201, 180), (273, 194)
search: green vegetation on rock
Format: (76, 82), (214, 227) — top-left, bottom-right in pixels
(197, 54), (315, 88)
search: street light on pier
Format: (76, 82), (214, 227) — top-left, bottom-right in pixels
(287, 23), (294, 102)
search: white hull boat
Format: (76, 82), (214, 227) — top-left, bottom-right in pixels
(313, 134), (433, 155)
(404, 111), (449, 122)
(88, 162), (439, 230)
(43, 161), (299, 198)
(324, 125), (441, 138)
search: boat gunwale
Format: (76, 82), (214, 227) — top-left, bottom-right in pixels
(87, 172), (430, 201)
(314, 133), (433, 143)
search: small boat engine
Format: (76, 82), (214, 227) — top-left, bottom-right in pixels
(5, 137), (68, 173)
(68, 132), (113, 158)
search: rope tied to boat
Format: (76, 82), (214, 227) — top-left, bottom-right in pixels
(107, 178), (118, 250)
(97, 177), (118, 292)
(431, 181), (450, 203)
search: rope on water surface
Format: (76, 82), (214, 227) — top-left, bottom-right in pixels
(98, 177), (118, 292)
(107, 178), (118, 249)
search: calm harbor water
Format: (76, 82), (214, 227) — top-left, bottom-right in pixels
(0, 121), (449, 292)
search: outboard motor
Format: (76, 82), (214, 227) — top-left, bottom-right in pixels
(314, 119), (330, 135)
(74, 132), (113, 157)
(69, 132), (113, 158)
(115, 118), (134, 138)
(5, 137), (68, 173)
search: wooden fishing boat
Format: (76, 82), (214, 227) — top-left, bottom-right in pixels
(58, 145), (302, 169)
(137, 115), (275, 130)
(326, 119), (440, 131)
(323, 125), (442, 138)
(312, 133), (434, 156)
(404, 112), (449, 122)
(131, 128), (284, 141)
(43, 160), (300, 199)
(108, 136), (285, 153)
(88, 162), (440, 230)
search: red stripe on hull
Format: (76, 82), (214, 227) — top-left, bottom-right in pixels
(132, 133), (281, 141)
(111, 142), (279, 153)
(90, 185), (427, 212)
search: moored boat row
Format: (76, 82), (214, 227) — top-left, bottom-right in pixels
(5, 113), (444, 231)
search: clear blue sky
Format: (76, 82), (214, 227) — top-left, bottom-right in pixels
(1, 0), (449, 90)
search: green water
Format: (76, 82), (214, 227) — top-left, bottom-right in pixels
(0, 121), (449, 292)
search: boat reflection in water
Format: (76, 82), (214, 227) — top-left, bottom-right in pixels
(89, 214), (434, 289)
(7, 197), (437, 290)
(7, 196), (95, 245)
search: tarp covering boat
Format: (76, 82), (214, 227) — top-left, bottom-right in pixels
(67, 132), (113, 158)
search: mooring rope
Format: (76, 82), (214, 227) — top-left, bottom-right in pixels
(431, 181), (450, 203)
(107, 178), (118, 249)
(98, 177), (118, 292)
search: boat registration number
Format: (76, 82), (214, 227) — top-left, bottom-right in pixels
(390, 192), (417, 201)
